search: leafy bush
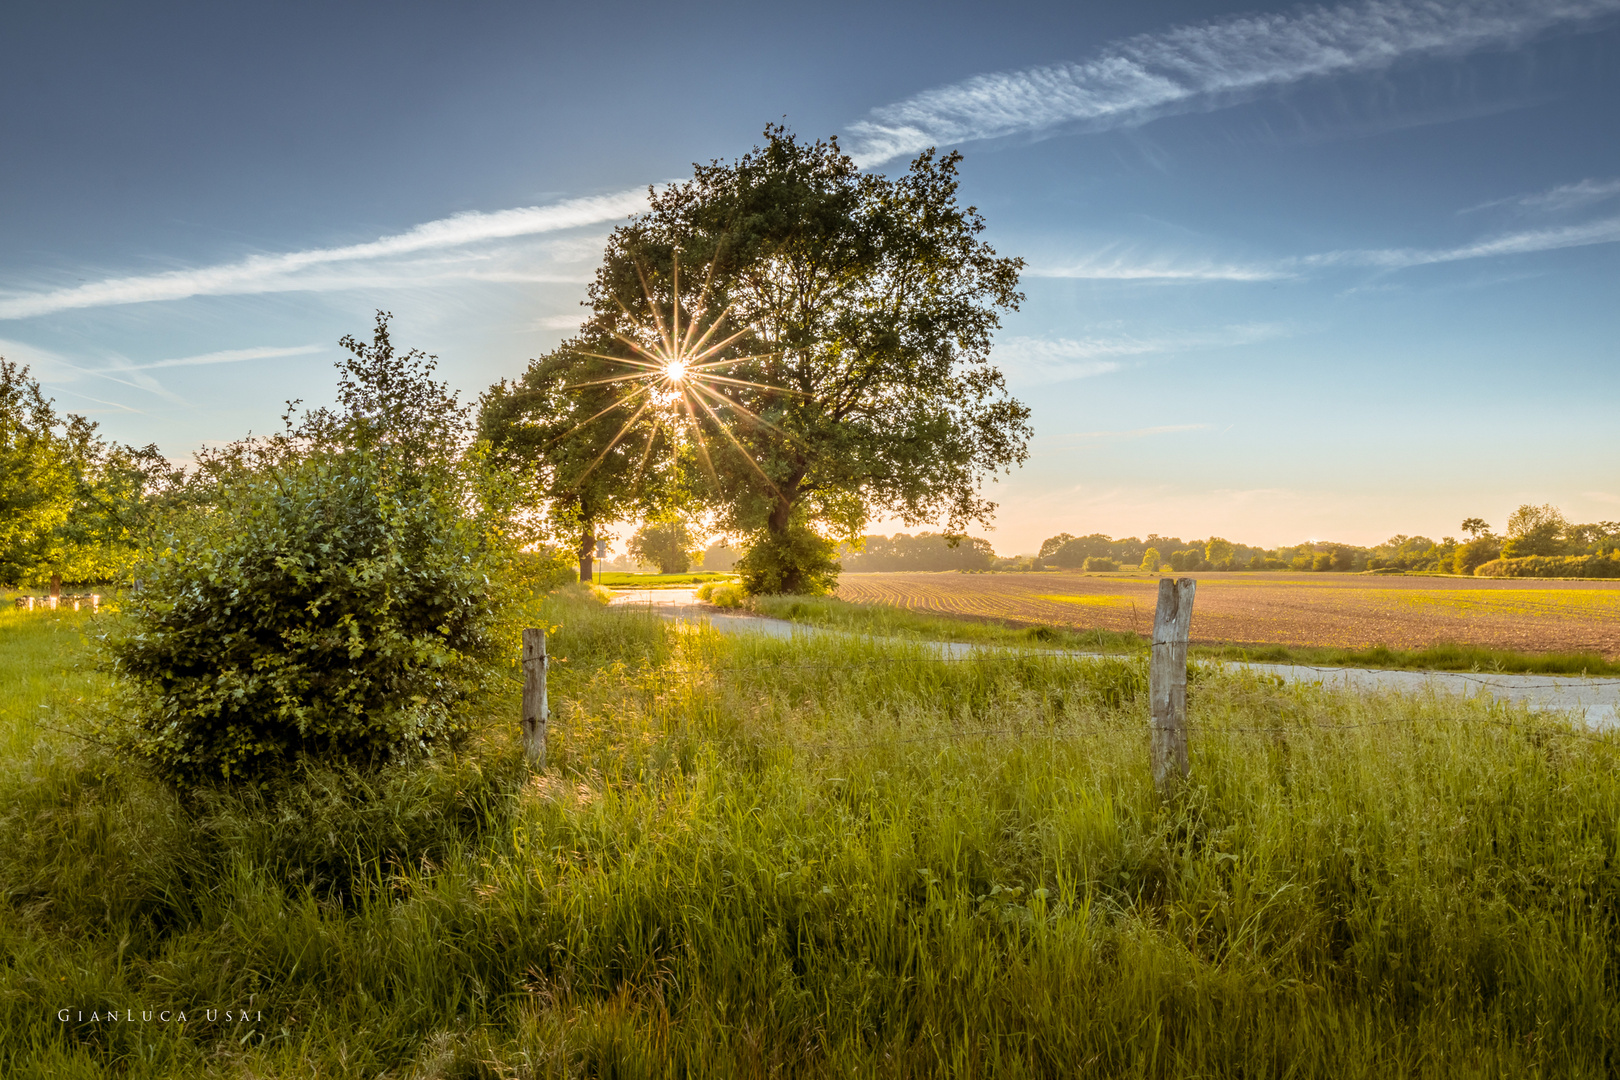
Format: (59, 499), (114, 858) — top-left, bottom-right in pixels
(1169, 549), (1202, 571)
(1453, 536), (1501, 575)
(696, 581), (747, 608)
(735, 522), (839, 595)
(109, 315), (508, 786)
(1475, 553), (1620, 579)
(1081, 556), (1119, 572)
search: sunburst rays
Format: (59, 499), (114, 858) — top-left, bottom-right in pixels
(557, 251), (799, 497)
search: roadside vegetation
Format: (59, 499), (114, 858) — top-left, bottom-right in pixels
(6, 588), (1620, 1077)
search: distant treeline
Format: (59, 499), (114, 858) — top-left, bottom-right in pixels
(838, 533), (997, 572)
(836, 505), (1620, 579)
(1031, 504), (1620, 577)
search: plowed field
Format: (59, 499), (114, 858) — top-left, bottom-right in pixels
(834, 571), (1620, 657)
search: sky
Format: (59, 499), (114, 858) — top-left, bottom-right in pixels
(3, 0), (1618, 555)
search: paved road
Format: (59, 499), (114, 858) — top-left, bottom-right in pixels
(609, 589), (1620, 726)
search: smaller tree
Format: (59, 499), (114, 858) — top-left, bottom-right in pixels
(1140, 547), (1162, 571)
(0, 360), (172, 587)
(1204, 537), (1235, 569)
(629, 519), (699, 574)
(1454, 536), (1501, 575)
(699, 539), (740, 571)
(1039, 533), (1076, 560)
(1502, 504), (1568, 558)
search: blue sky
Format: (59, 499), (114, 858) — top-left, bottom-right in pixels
(3, 0), (1617, 553)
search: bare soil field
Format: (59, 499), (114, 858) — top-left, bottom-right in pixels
(834, 571), (1620, 658)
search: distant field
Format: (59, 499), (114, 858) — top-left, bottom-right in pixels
(835, 571), (1620, 658)
(595, 571), (733, 588)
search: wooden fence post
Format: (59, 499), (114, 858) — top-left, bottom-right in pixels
(522, 628), (549, 768)
(1150, 577), (1196, 795)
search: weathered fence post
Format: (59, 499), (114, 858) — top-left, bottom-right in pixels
(521, 628), (549, 768)
(1150, 577), (1196, 795)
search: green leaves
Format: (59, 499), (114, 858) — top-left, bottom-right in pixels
(585, 127), (1032, 591)
(108, 317), (508, 787)
(0, 359), (172, 586)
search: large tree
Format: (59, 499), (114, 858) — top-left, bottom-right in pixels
(578, 127), (1031, 593)
(480, 329), (680, 581)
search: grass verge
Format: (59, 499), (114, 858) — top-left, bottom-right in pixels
(747, 593), (1147, 653)
(4, 589), (1620, 1076)
(1194, 640), (1620, 676)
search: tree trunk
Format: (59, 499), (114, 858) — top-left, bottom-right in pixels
(578, 523), (595, 583)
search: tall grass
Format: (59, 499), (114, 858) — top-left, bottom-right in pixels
(3, 590), (1620, 1076)
(747, 592), (1146, 654)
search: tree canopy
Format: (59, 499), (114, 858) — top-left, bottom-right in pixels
(570, 126), (1031, 592)
(1, 359), (170, 587)
(480, 328), (682, 581)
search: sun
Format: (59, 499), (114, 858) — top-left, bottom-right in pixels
(554, 248), (804, 495)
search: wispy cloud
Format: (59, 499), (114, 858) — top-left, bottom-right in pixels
(1303, 214), (1620, 269)
(1036, 210), (1620, 287)
(996, 324), (1285, 383)
(100, 344), (325, 373)
(1462, 176), (1620, 215)
(846, 0), (1620, 166)
(0, 190), (649, 320)
(1026, 257), (1285, 282)
(532, 313), (589, 331)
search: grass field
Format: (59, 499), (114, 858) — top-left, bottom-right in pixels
(595, 571), (735, 589)
(836, 570), (1620, 660)
(7, 589), (1620, 1076)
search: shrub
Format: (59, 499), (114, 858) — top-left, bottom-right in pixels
(1140, 547), (1162, 571)
(108, 315), (507, 786)
(1081, 556), (1119, 572)
(1312, 552), (1333, 572)
(697, 581), (747, 608)
(1475, 553), (1620, 579)
(1453, 536), (1501, 575)
(736, 522), (839, 595)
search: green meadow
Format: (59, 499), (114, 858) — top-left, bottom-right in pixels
(4, 587), (1620, 1077)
